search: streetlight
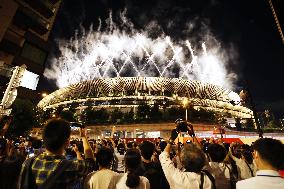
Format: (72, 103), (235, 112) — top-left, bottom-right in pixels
(41, 92), (48, 98)
(183, 98), (188, 121)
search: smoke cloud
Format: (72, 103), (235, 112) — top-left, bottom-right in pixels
(44, 9), (238, 90)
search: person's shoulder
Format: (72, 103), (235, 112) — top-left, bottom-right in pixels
(85, 171), (98, 181)
(139, 175), (150, 183)
(236, 177), (258, 188)
(106, 169), (120, 176)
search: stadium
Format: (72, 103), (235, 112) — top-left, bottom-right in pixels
(38, 77), (253, 119)
(37, 28), (256, 138)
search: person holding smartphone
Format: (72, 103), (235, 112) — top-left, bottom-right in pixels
(18, 119), (95, 189)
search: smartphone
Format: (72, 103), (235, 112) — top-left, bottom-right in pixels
(70, 122), (84, 131)
(186, 140), (192, 144)
(70, 126), (80, 131)
(28, 152), (35, 158)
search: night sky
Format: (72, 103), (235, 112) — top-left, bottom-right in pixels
(39, 0), (284, 117)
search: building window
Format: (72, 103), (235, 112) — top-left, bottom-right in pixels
(20, 42), (47, 65)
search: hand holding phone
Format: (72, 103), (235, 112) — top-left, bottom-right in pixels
(72, 144), (79, 153)
(170, 129), (178, 141)
(187, 123), (195, 137)
(80, 128), (86, 138)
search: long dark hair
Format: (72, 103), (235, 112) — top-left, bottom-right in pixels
(125, 149), (141, 188)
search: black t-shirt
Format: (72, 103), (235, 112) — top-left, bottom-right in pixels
(0, 155), (25, 189)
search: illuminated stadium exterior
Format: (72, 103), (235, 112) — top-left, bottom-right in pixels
(38, 77), (253, 119)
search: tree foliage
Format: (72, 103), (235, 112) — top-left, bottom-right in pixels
(165, 106), (184, 121)
(149, 104), (162, 121)
(188, 108), (217, 123)
(59, 110), (75, 122)
(244, 119), (255, 130)
(267, 119), (280, 128)
(123, 109), (134, 123)
(137, 104), (151, 121)
(85, 108), (109, 124)
(6, 99), (37, 137)
(235, 118), (242, 131)
(110, 108), (123, 123)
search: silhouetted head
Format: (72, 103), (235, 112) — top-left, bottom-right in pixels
(43, 119), (71, 153)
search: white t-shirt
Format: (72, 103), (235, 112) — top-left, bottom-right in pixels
(232, 156), (256, 179)
(115, 151), (125, 172)
(84, 169), (118, 189)
(236, 170), (284, 189)
(159, 151), (212, 189)
(112, 173), (150, 189)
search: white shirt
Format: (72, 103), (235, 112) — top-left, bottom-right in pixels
(231, 155), (256, 179)
(209, 162), (231, 189)
(159, 151), (212, 189)
(113, 173), (150, 189)
(115, 151), (125, 172)
(236, 170), (284, 189)
(84, 169), (118, 189)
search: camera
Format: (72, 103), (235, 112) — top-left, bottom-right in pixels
(175, 120), (195, 137)
(176, 121), (189, 132)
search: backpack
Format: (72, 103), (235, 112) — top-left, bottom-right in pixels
(225, 164), (238, 189)
(199, 170), (216, 189)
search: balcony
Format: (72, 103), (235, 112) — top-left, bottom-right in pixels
(13, 8), (49, 35)
(0, 39), (21, 55)
(23, 0), (55, 19)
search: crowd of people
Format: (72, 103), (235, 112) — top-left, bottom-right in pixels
(0, 118), (283, 189)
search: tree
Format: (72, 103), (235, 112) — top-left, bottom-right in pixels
(94, 108), (109, 123)
(36, 108), (53, 126)
(267, 119), (280, 128)
(53, 106), (64, 117)
(5, 99), (37, 137)
(187, 108), (217, 123)
(165, 106), (184, 121)
(123, 109), (134, 123)
(84, 108), (97, 124)
(137, 104), (151, 121)
(149, 104), (162, 121)
(244, 118), (255, 130)
(84, 108), (109, 124)
(110, 108), (123, 123)
(235, 118), (242, 131)
(59, 110), (75, 122)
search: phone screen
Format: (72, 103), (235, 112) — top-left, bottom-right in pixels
(71, 126), (80, 131)
(28, 153), (35, 158)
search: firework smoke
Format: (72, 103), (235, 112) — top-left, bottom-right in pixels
(44, 10), (237, 90)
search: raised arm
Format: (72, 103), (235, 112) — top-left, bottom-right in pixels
(0, 117), (12, 137)
(187, 123), (202, 149)
(80, 128), (94, 160)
